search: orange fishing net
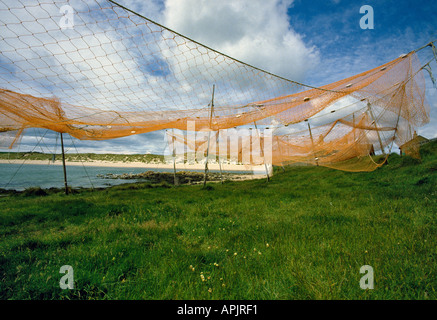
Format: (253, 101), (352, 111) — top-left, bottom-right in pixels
(165, 50), (431, 171)
(0, 0), (433, 172)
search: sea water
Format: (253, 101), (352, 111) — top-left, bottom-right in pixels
(0, 163), (218, 191)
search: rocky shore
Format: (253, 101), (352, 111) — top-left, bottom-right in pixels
(96, 170), (256, 185)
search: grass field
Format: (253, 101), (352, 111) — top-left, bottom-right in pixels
(0, 141), (436, 300)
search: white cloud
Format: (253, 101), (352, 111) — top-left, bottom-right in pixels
(163, 0), (319, 82)
(0, 0), (320, 119)
(2, 0), (434, 156)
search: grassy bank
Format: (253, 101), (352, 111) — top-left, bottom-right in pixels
(0, 142), (436, 300)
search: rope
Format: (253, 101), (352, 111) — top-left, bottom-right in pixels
(2, 129), (49, 189)
(68, 134), (95, 190)
(107, 0), (343, 94)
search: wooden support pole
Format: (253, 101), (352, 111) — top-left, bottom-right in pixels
(216, 130), (224, 184)
(353, 113), (356, 141)
(60, 132), (69, 195)
(352, 113), (358, 155)
(393, 86), (406, 160)
(203, 84), (215, 188)
(171, 129), (177, 185)
(254, 121), (270, 182)
(276, 136), (286, 172)
(367, 102), (385, 156)
(218, 157), (223, 184)
(306, 120), (318, 166)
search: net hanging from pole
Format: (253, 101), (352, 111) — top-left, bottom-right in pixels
(0, 0), (433, 172)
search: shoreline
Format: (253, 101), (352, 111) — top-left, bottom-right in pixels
(0, 159), (267, 173)
(0, 160), (268, 193)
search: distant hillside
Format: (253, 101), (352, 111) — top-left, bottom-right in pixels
(0, 152), (165, 163)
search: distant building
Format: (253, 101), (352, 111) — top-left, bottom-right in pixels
(399, 131), (429, 157)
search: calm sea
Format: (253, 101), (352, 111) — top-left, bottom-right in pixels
(0, 163), (224, 191)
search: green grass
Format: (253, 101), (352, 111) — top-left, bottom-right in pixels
(0, 142), (436, 300)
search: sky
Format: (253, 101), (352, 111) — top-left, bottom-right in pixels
(1, 0), (437, 155)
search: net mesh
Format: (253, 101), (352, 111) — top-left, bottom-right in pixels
(0, 0), (433, 172)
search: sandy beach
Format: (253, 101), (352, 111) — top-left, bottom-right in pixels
(0, 159), (268, 173)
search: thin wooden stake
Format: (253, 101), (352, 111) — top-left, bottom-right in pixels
(254, 121), (270, 182)
(353, 113), (355, 141)
(171, 129), (177, 185)
(60, 132), (69, 195)
(276, 136), (286, 172)
(203, 84), (215, 188)
(217, 130), (224, 184)
(393, 85), (406, 158)
(367, 102), (385, 156)
(307, 121), (319, 166)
